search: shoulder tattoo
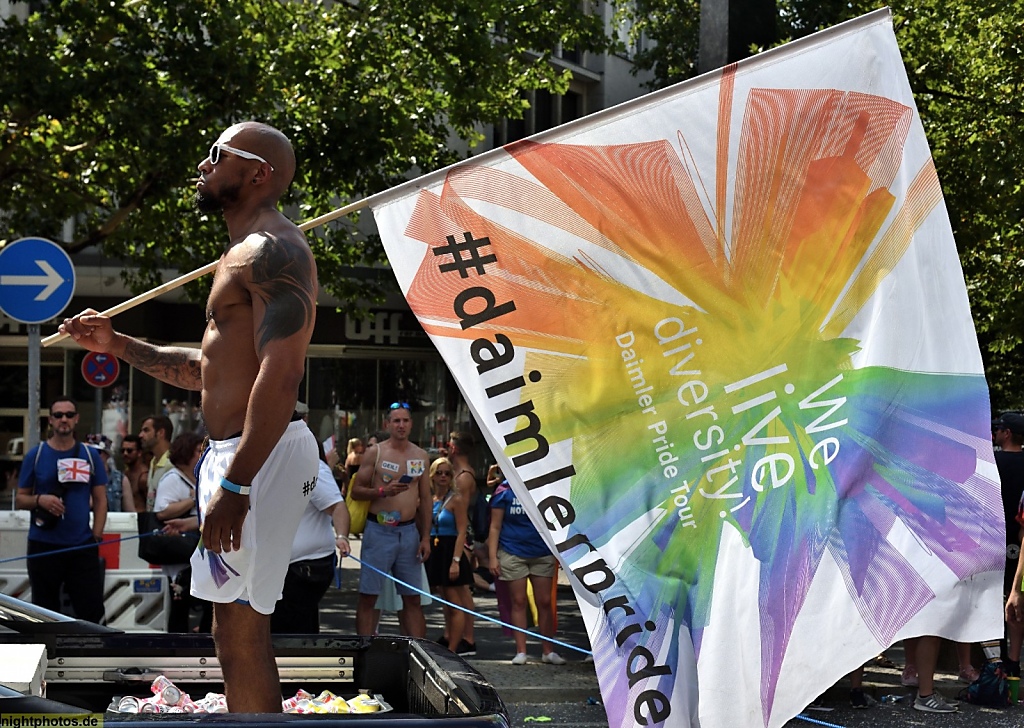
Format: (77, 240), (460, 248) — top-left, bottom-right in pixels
(251, 237), (315, 351)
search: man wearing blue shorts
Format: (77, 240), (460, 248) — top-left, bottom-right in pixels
(349, 403), (432, 637)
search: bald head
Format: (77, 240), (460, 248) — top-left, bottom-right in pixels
(221, 121), (296, 198)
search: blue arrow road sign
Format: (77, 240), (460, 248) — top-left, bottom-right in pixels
(0, 237), (76, 324)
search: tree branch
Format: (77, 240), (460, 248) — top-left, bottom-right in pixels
(67, 171), (161, 253)
(911, 83), (1024, 118)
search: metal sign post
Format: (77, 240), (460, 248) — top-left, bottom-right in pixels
(27, 325), (40, 452)
(81, 352), (120, 438)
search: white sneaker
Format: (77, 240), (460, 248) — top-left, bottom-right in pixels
(542, 651), (566, 665)
(511, 653), (528, 665)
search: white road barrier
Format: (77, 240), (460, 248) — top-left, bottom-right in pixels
(0, 510), (170, 631)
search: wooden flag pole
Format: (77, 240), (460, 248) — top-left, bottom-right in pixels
(41, 197), (371, 347)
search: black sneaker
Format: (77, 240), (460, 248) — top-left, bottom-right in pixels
(850, 688), (869, 709)
(436, 636), (449, 649)
(455, 639), (476, 657)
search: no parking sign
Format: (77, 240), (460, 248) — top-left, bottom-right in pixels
(81, 351), (120, 388)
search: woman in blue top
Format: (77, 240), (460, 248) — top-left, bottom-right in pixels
(488, 482), (566, 665)
(424, 457), (473, 653)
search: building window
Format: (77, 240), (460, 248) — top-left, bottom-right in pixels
(563, 90), (582, 124)
(535, 90), (555, 133)
(495, 88), (586, 146)
(558, 45), (583, 65)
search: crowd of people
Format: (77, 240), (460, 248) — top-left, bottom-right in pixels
(21, 395), (1024, 711)
(13, 394), (568, 669)
(24, 394), (1024, 714)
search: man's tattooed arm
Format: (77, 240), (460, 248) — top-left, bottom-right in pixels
(122, 339), (203, 391)
(250, 236), (316, 353)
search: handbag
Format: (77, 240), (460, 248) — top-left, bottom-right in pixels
(961, 662), (1011, 707)
(347, 481), (371, 535)
(137, 512), (201, 565)
(348, 445), (381, 535)
(32, 482), (67, 530)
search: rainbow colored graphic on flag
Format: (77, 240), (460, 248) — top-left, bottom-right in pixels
(372, 10), (1003, 727)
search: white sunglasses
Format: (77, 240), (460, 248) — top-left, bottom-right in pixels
(208, 143), (274, 171)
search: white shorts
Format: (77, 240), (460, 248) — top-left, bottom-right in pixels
(190, 420), (318, 614)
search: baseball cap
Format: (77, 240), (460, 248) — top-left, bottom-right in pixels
(294, 401), (309, 416)
(996, 413), (1024, 436)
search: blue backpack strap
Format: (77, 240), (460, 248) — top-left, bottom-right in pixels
(86, 442), (95, 478)
(26, 442), (44, 493)
(79, 442), (97, 484)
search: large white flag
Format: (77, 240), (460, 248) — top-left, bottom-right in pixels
(371, 9), (1003, 726)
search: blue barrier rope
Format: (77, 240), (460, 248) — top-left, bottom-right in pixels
(0, 535), (593, 656)
(794, 713), (845, 728)
(344, 554), (593, 657)
(0, 531), (156, 564)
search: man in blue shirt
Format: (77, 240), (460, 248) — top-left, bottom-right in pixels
(16, 396), (108, 623)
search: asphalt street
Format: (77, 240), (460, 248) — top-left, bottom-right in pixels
(324, 541), (1024, 728)
(504, 684), (1024, 728)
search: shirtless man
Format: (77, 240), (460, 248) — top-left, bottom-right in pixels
(119, 435), (148, 512)
(58, 122), (318, 713)
(447, 431), (478, 654)
(349, 403), (432, 637)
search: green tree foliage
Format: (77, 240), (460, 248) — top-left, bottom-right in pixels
(890, 2), (1024, 411)
(615, 0), (701, 87)
(618, 0), (1024, 408)
(0, 0), (610, 308)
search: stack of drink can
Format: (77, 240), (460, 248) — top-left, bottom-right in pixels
(111, 676), (227, 714)
(281, 689), (380, 713)
(110, 676), (382, 714)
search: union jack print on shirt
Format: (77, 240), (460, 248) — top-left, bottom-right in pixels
(57, 458), (91, 484)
